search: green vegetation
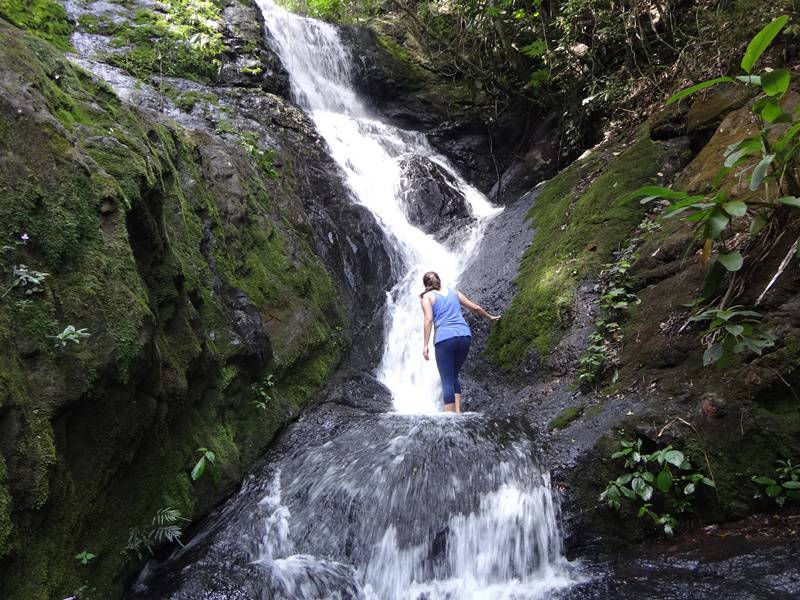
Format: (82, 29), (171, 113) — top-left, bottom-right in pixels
(578, 244), (639, 386)
(0, 20), (346, 598)
(753, 458), (800, 506)
(51, 325), (91, 348)
(103, 0), (225, 81)
(251, 374), (275, 411)
(625, 16), (797, 367)
(548, 405), (583, 429)
(75, 550), (96, 565)
(600, 438), (716, 536)
(487, 132), (673, 369)
(688, 306), (775, 367)
(0, 0), (72, 50)
(190, 447), (217, 481)
(124, 507), (188, 559)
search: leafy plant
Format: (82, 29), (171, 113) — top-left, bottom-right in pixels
(688, 305), (775, 366)
(600, 438), (715, 535)
(190, 447), (216, 481)
(579, 247), (639, 386)
(753, 458), (800, 506)
(621, 16), (794, 366)
(1, 264), (49, 298)
(625, 16), (795, 272)
(74, 550), (96, 565)
(250, 374), (274, 411)
(239, 132), (279, 180)
(52, 325), (91, 347)
(124, 507), (188, 560)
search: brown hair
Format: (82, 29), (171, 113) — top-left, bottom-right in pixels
(419, 271), (442, 298)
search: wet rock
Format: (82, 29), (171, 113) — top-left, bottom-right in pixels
(323, 370), (393, 413)
(398, 154), (474, 243)
(686, 83), (755, 133)
(217, 1), (290, 96)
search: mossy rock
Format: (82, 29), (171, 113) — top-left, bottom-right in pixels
(487, 129), (690, 370)
(549, 405), (585, 430)
(0, 19), (347, 599)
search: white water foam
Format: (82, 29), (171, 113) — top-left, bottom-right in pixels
(258, 0), (500, 414)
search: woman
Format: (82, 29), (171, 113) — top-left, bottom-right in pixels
(420, 271), (500, 413)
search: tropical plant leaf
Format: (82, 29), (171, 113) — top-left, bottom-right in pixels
(656, 468), (673, 492)
(722, 201), (747, 217)
(761, 69), (790, 96)
(703, 343), (725, 366)
(718, 251), (744, 272)
(750, 154), (775, 190)
(666, 77), (734, 105)
(741, 16), (789, 73)
(779, 196), (800, 207)
(664, 450), (685, 467)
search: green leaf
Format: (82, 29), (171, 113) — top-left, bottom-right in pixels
(703, 343), (725, 366)
(705, 208), (729, 239)
(701, 477), (716, 488)
(722, 201), (747, 217)
(736, 75), (762, 85)
(750, 213), (768, 235)
(725, 324), (744, 336)
(750, 154), (775, 190)
(779, 196), (800, 207)
(191, 457), (206, 481)
(620, 485), (636, 499)
(754, 97), (784, 122)
(656, 468), (674, 492)
(761, 69), (791, 96)
(631, 477), (646, 495)
(666, 77), (734, 104)
(620, 186), (687, 205)
(741, 16), (789, 73)
(718, 251), (744, 272)
(684, 482), (696, 495)
(664, 450), (685, 467)
(765, 484), (783, 497)
(782, 480), (800, 489)
(616, 473), (633, 485)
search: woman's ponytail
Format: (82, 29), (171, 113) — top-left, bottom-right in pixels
(419, 271), (442, 298)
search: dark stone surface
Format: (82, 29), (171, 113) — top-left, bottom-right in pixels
(397, 154), (474, 244)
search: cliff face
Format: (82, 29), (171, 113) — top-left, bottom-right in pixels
(0, 2), (392, 597)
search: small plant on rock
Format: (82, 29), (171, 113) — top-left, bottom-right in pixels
(74, 550), (96, 565)
(600, 438), (715, 535)
(688, 305), (775, 366)
(753, 458), (800, 506)
(2, 264), (49, 298)
(124, 507), (188, 560)
(52, 325), (91, 347)
(250, 374), (274, 411)
(621, 16), (797, 367)
(190, 447), (216, 481)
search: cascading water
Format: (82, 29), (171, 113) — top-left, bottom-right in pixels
(257, 0), (500, 414)
(130, 3), (581, 599)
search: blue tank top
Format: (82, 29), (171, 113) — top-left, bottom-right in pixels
(431, 288), (471, 344)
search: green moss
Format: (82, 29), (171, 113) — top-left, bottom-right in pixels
(487, 132), (672, 369)
(102, 2), (224, 82)
(549, 405), (585, 429)
(0, 456), (12, 557)
(0, 0), (72, 51)
(0, 17), (349, 599)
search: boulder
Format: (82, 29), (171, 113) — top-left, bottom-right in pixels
(397, 154), (474, 243)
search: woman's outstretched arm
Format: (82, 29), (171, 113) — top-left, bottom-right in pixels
(457, 291), (501, 321)
(421, 294), (434, 360)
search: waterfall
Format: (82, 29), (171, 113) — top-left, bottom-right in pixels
(130, 4), (581, 599)
(257, 0), (500, 414)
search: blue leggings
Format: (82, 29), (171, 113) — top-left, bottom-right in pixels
(434, 336), (471, 405)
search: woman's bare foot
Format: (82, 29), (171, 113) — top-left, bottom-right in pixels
(454, 393), (462, 414)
